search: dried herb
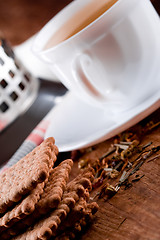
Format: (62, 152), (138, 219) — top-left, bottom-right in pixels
(145, 120), (160, 132)
(92, 176), (104, 189)
(99, 146), (116, 161)
(120, 140), (140, 160)
(147, 153), (160, 163)
(98, 184), (119, 199)
(114, 143), (129, 150)
(135, 145), (160, 164)
(116, 146), (160, 188)
(78, 159), (88, 169)
(76, 118), (160, 201)
(119, 141), (133, 145)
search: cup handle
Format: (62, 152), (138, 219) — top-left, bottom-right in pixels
(73, 53), (105, 100)
(72, 53), (133, 111)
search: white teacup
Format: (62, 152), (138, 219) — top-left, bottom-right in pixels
(33, 0), (160, 112)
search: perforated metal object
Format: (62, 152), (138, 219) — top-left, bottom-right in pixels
(0, 38), (39, 132)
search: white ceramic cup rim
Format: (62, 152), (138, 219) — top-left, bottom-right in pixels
(33, 0), (136, 56)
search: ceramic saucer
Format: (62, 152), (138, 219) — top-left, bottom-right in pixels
(45, 90), (160, 152)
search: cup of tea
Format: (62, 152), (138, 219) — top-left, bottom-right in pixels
(33, 0), (160, 111)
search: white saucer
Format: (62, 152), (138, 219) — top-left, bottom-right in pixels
(45, 91), (160, 152)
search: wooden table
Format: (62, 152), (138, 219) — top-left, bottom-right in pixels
(74, 110), (160, 240)
(0, 1), (160, 239)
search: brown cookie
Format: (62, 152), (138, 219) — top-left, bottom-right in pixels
(0, 182), (45, 233)
(66, 167), (95, 193)
(0, 137), (58, 215)
(18, 159), (73, 225)
(37, 159), (73, 214)
(1, 159), (73, 239)
(12, 167), (94, 240)
(11, 194), (79, 240)
(55, 202), (99, 240)
(55, 197), (87, 235)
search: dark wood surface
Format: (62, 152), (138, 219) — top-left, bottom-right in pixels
(0, 1), (160, 240)
(0, 0), (73, 46)
(74, 112), (160, 240)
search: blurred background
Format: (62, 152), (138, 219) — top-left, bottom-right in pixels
(0, 0), (73, 46)
(0, 0), (159, 46)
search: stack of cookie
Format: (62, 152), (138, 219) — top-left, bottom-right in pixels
(0, 137), (98, 240)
